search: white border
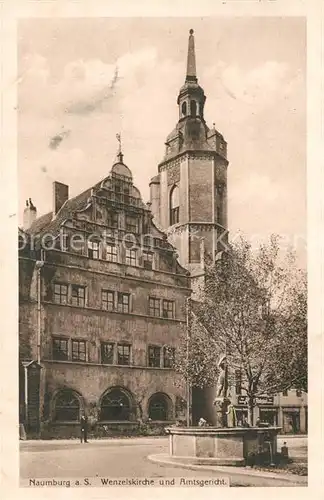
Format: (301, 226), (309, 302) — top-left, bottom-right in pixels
(0, 1), (323, 499)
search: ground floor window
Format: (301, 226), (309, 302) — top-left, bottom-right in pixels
(53, 390), (81, 422)
(282, 409), (300, 434)
(259, 408), (278, 426)
(234, 408), (248, 426)
(100, 388), (132, 421)
(148, 393), (171, 421)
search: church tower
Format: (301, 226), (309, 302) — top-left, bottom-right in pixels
(150, 29), (229, 293)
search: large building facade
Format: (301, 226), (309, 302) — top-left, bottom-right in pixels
(19, 153), (190, 438)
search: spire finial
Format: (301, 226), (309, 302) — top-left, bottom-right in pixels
(186, 29), (197, 83)
(116, 133), (123, 163)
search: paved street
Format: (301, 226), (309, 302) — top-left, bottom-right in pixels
(20, 436), (307, 487)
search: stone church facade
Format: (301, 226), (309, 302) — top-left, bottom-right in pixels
(149, 29), (228, 296)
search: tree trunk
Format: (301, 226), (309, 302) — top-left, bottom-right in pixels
(248, 396), (254, 426)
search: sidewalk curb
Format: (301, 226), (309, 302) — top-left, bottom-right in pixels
(20, 436), (165, 445)
(147, 454), (307, 485)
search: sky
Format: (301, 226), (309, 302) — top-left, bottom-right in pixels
(18, 17), (306, 266)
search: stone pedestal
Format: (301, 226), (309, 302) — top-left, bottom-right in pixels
(166, 426), (282, 466)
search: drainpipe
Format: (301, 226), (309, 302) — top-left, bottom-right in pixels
(186, 297), (192, 427)
(35, 252), (45, 364)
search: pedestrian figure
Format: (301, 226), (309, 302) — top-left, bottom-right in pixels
(242, 415), (250, 427)
(80, 412), (88, 443)
(281, 441), (289, 463)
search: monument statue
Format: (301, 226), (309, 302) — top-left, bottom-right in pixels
(213, 354), (232, 427)
(215, 354), (228, 398)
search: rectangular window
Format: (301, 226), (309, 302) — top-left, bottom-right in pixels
(101, 290), (115, 311)
(106, 244), (118, 263)
(52, 338), (69, 361)
(88, 240), (99, 259)
(117, 344), (131, 365)
(216, 206), (222, 224)
(162, 299), (175, 319)
(124, 187), (130, 205)
(163, 346), (175, 368)
(117, 292), (130, 313)
(71, 340), (86, 362)
(149, 297), (160, 317)
(126, 216), (138, 233)
(125, 249), (137, 266)
(107, 212), (118, 228)
(71, 285), (86, 307)
(101, 342), (114, 364)
(170, 207), (179, 225)
(148, 346), (161, 368)
(283, 390), (288, 396)
(143, 251), (153, 270)
(235, 369), (242, 395)
(53, 283), (68, 305)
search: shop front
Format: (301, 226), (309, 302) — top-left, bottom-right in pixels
(236, 395), (278, 426)
(258, 407), (279, 426)
(234, 407), (248, 425)
(282, 407), (301, 434)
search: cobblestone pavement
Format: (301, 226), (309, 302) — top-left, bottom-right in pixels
(20, 436), (307, 488)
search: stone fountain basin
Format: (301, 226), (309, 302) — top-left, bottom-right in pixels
(165, 426), (282, 466)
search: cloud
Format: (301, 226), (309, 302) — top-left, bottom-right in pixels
(49, 128), (71, 149)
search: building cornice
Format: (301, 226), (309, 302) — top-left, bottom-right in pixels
(42, 359), (180, 371)
(42, 300), (187, 322)
(41, 261), (192, 292)
(158, 150), (229, 172)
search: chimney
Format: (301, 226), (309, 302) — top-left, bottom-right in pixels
(23, 198), (37, 230)
(53, 181), (69, 216)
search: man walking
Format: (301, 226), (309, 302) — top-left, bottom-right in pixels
(80, 412), (89, 443)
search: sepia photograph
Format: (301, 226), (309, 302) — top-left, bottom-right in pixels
(16, 15), (307, 488)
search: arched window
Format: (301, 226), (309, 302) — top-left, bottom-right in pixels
(100, 387), (132, 421)
(53, 389), (81, 422)
(181, 101), (187, 117)
(170, 185), (180, 226)
(190, 100), (197, 117)
(148, 393), (171, 421)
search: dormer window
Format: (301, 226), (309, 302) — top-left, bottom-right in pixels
(126, 216), (138, 233)
(170, 185), (180, 226)
(107, 212), (118, 228)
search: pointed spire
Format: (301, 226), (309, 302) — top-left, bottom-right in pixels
(186, 29), (197, 83)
